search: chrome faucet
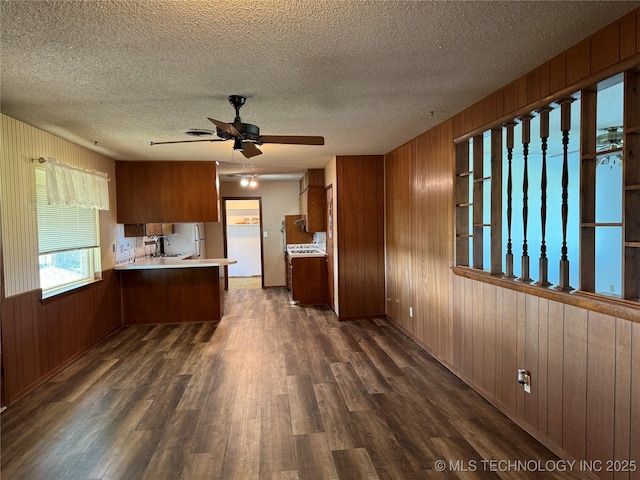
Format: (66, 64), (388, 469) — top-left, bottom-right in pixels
(154, 235), (171, 256)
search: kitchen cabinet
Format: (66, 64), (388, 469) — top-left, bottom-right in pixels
(123, 223), (145, 237)
(298, 168), (325, 233)
(145, 223), (174, 235)
(118, 265), (225, 324)
(299, 168), (324, 192)
(299, 186), (325, 233)
(116, 161), (220, 223)
(288, 255), (328, 305)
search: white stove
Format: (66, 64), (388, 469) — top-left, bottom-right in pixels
(287, 243), (327, 258)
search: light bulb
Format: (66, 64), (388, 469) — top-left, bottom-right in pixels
(240, 178), (249, 187)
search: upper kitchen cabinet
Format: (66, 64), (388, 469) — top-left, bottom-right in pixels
(299, 168), (324, 193)
(116, 161), (220, 223)
(299, 169), (325, 233)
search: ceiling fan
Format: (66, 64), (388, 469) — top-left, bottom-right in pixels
(150, 95), (324, 158)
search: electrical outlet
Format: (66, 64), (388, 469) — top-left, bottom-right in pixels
(409, 307), (413, 318)
(610, 284), (615, 293)
(518, 369), (531, 394)
(263, 231), (268, 237)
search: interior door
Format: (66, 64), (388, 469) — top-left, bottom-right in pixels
(222, 197), (265, 290)
(326, 185), (335, 311)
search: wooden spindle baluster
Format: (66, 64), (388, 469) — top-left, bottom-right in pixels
(536, 106), (553, 287)
(555, 97), (576, 291)
(504, 121), (517, 279)
(518, 114), (534, 283)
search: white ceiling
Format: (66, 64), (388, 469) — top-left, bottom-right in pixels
(1, 1), (638, 181)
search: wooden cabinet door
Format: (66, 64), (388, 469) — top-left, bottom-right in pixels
(299, 190), (308, 219)
(116, 161), (219, 223)
(290, 256), (328, 305)
(300, 186), (325, 233)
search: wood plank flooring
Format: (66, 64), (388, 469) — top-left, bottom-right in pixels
(0, 288), (580, 479)
(228, 276), (262, 290)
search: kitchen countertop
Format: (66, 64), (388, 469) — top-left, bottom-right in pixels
(115, 257), (237, 270)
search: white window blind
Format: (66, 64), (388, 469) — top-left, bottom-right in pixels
(36, 168), (99, 255)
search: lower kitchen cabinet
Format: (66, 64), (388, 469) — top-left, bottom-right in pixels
(288, 256), (328, 305)
(118, 266), (225, 324)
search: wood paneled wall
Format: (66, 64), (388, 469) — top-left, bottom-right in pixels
(448, 276), (640, 477)
(1, 270), (122, 405)
(385, 8), (640, 478)
(385, 125), (455, 359)
(452, 10), (640, 140)
(336, 156), (385, 320)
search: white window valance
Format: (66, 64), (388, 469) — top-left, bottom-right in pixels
(42, 157), (110, 211)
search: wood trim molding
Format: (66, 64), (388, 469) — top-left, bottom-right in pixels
(451, 266), (640, 323)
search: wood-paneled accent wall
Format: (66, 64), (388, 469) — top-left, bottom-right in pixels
(1, 270), (122, 405)
(0, 114), (118, 298)
(336, 156), (385, 320)
(448, 276), (640, 477)
(452, 11), (640, 140)
(385, 125), (455, 358)
(384, 8), (640, 477)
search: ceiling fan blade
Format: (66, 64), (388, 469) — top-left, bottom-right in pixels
(241, 142), (263, 158)
(258, 135), (324, 146)
(150, 138), (226, 145)
(208, 118), (241, 137)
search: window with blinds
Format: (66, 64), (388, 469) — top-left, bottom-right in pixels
(35, 168), (101, 295)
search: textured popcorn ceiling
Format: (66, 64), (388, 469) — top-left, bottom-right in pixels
(1, 1), (638, 179)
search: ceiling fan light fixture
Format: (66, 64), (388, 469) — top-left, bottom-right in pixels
(151, 95), (324, 156)
(596, 126), (623, 150)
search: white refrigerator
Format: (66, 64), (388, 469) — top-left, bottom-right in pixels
(166, 222), (206, 258)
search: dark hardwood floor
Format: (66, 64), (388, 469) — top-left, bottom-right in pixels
(1, 288), (579, 479)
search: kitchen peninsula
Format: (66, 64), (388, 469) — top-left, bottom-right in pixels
(115, 257), (236, 325)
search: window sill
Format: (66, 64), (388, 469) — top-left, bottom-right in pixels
(40, 277), (103, 303)
(451, 266), (640, 324)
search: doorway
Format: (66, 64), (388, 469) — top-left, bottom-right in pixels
(222, 197), (264, 290)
